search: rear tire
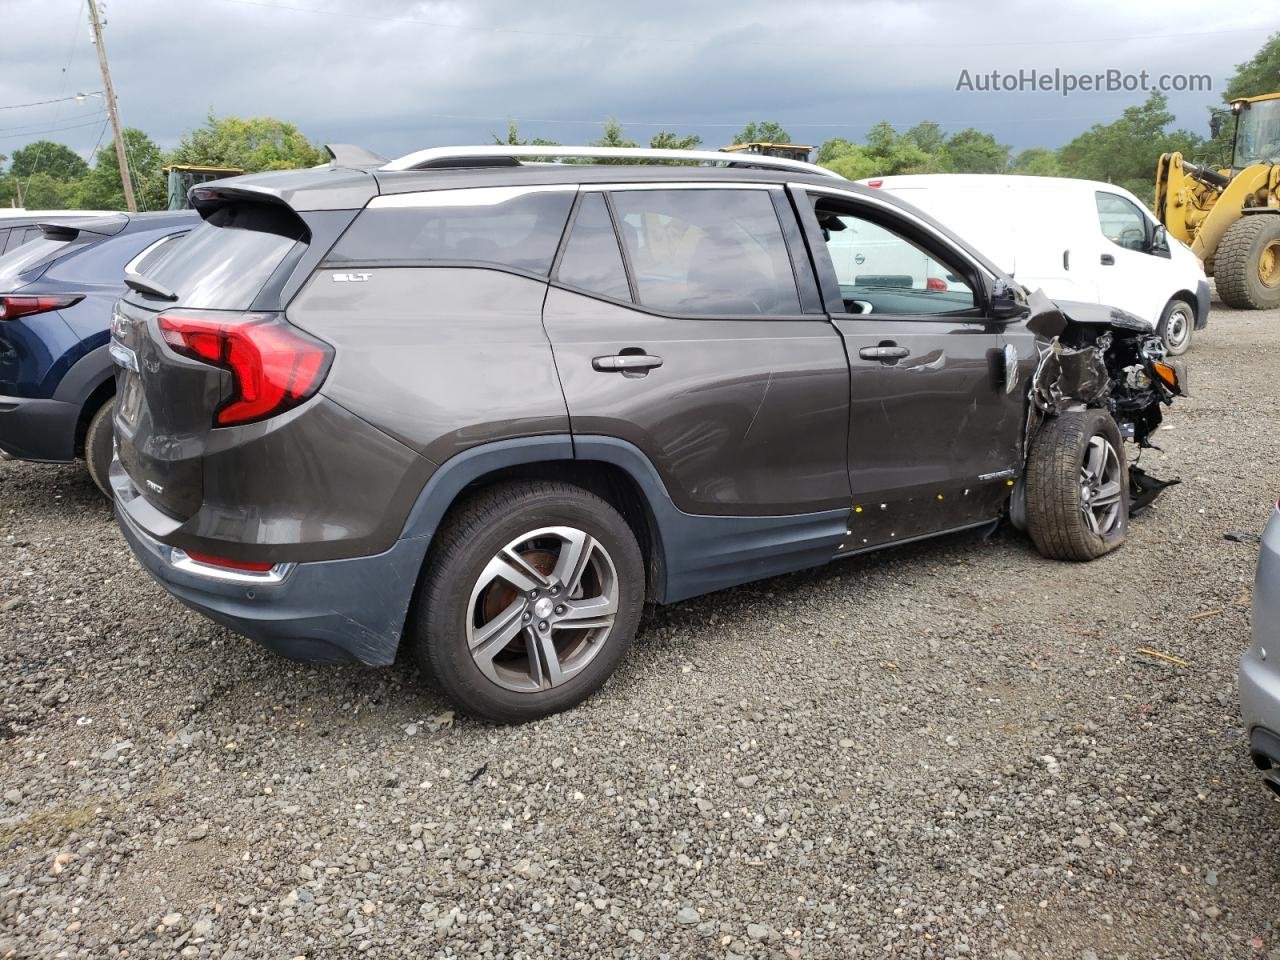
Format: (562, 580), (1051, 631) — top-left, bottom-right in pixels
(1157, 296), (1195, 356)
(411, 480), (645, 723)
(83, 397), (114, 499)
(1025, 409), (1129, 561)
(1215, 215), (1280, 310)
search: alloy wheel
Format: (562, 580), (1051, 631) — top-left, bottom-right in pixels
(1079, 435), (1123, 536)
(465, 526), (619, 693)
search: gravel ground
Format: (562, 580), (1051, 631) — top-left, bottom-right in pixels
(2, 300), (1279, 960)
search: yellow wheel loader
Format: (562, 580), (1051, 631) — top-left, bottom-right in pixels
(1156, 93), (1280, 310)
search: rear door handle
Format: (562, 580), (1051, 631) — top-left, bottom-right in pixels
(858, 345), (910, 361)
(592, 353), (664, 373)
(1100, 253), (1115, 265)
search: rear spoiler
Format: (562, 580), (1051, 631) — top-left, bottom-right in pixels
(39, 214), (129, 240)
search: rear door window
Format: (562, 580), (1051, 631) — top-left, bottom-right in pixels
(328, 186), (574, 276)
(607, 188), (801, 316)
(554, 193), (631, 301)
(141, 204), (302, 309)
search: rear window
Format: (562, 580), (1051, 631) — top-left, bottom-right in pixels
(141, 204), (302, 309)
(0, 235), (83, 291)
(328, 187), (574, 276)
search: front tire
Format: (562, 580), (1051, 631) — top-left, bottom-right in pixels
(83, 397), (115, 499)
(412, 480), (645, 723)
(1215, 215), (1280, 310)
(1157, 297), (1194, 356)
(1025, 409), (1129, 561)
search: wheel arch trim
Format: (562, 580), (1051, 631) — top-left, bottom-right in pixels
(397, 434), (849, 605)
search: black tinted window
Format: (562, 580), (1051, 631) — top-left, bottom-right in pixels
(132, 234), (186, 276)
(142, 205), (301, 309)
(556, 193), (630, 301)
(609, 189), (800, 316)
(330, 187), (574, 276)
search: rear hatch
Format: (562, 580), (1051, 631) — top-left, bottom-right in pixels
(112, 200), (328, 520)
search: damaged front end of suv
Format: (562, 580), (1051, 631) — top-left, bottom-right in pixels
(1011, 292), (1185, 557)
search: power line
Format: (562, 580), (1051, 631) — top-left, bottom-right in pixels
(0, 116), (109, 142)
(212, 0), (1267, 49)
(0, 109), (106, 136)
(0, 91), (104, 112)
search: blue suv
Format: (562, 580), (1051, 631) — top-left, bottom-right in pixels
(0, 211), (196, 493)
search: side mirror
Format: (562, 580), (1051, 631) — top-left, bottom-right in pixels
(1209, 113), (1223, 139)
(990, 277), (1029, 321)
(1150, 223), (1168, 252)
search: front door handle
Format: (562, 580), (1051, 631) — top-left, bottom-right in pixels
(1100, 253), (1115, 265)
(858, 345), (910, 361)
(592, 353), (664, 373)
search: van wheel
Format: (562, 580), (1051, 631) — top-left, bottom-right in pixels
(411, 480), (645, 723)
(83, 397), (115, 499)
(1025, 409), (1128, 561)
(1157, 297), (1194, 356)
(1216, 215), (1280, 310)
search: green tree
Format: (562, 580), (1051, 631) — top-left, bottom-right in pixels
(733, 121), (792, 145)
(903, 121), (946, 155)
(1011, 147), (1061, 177)
(9, 140), (89, 181)
(942, 128), (1010, 174)
(169, 113), (325, 172)
(592, 117), (638, 150)
(492, 120), (560, 147)
(1225, 30), (1280, 100)
(1058, 92), (1201, 202)
(75, 128), (166, 211)
(649, 131), (702, 150)
(20, 172), (78, 209)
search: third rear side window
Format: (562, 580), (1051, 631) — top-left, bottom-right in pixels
(329, 188), (574, 276)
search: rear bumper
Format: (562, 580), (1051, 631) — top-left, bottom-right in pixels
(0, 393), (79, 462)
(1239, 509), (1280, 775)
(114, 466), (429, 666)
(1194, 279), (1210, 330)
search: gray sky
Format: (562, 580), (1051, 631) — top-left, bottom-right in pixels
(1, 0), (1275, 163)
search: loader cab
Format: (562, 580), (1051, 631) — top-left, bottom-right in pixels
(1230, 94), (1280, 170)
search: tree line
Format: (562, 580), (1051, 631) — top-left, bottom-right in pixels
(2, 32), (1274, 212)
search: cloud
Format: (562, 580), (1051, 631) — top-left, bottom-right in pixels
(0, 0), (1273, 163)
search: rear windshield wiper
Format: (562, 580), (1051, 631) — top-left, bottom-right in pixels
(124, 270), (178, 302)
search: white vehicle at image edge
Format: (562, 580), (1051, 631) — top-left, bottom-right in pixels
(858, 174), (1210, 356)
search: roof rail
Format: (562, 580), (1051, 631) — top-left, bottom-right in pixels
(380, 145), (844, 179)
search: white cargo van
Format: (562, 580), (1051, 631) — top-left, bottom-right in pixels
(861, 175), (1210, 355)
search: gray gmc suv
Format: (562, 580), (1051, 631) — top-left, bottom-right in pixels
(109, 145), (1183, 722)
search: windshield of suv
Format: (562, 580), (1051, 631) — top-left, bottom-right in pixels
(1234, 98), (1280, 167)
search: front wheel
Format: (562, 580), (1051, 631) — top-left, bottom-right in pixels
(1157, 297), (1195, 356)
(411, 480), (645, 723)
(1025, 409), (1129, 561)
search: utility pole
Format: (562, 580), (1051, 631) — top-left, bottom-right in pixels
(85, 0), (136, 212)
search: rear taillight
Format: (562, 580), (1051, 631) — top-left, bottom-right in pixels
(925, 277), (949, 292)
(184, 550), (275, 573)
(0, 294), (83, 320)
(157, 312), (332, 427)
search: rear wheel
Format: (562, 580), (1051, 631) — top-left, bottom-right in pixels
(83, 397), (114, 499)
(1157, 297), (1195, 356)
(412, 480), (645, 723)
(1025, 409), (1129, 561)
(1215, 215), (1280, 310)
